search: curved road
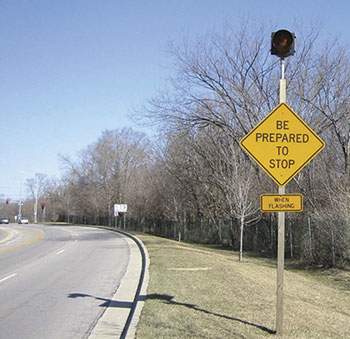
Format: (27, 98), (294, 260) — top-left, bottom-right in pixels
(0, 224), (130, 339)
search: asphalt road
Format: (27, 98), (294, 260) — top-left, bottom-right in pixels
(0, 224), (130, 339)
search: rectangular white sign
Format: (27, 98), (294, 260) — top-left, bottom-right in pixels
(114, 204), (128, 216)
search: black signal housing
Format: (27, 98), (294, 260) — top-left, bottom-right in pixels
(271, 30), (295, 58)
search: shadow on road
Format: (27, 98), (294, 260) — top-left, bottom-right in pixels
(68, 292), (133, 308)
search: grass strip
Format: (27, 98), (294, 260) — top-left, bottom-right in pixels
(134, 232), (349, 338)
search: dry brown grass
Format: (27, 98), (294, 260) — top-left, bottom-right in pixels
(135, 233), (349, 338)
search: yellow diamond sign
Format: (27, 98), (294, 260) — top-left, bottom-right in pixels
(240, 103), (325, 186)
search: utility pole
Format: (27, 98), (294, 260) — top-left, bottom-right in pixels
(18, 177), (23, 221)
(34, 173), (38, 223)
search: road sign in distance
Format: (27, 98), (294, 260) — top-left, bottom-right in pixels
(240, 103), (325, 186)
(114, 204), (128, 216)
(261, 194), (303, 212)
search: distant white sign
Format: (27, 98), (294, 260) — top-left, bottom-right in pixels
(114, 204), (128, 216)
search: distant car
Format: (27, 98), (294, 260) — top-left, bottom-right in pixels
(0, 218), (9, 224)
(18, 218), (29, 224)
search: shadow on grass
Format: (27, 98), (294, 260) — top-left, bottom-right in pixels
(68, 292), (275, 335)
(145, 293), (276, 335)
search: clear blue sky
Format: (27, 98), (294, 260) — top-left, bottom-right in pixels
(1, 0), (349, 200)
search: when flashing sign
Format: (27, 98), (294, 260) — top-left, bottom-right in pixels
(261, 194), (303, 212)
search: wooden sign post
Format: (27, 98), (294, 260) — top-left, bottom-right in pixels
(240, 58), (325, 336)
(277, 74), (286, 336)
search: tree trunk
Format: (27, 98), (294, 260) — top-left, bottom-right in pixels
(289, 220), (293, 258)
(183, 211), (187, 241)
(269, 214), (274, 252)
(108, 200), (112, 227)
(200, 218), (203, 241)
(308, 216), (313, 261)
(345, 131), (350, 181)
(229, 219), (235, 250)
(239, 216), (244, 262)
(331, 227), (336, 267)
(254, 223), (259, 251)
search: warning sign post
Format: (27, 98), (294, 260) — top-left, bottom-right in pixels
(239, 64), (325, 336)
(239, 36), (325, 336)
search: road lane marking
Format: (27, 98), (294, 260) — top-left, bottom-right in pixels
(0, 273), (17, 283)
(0, 231), (44, 255)
(56, 250), (65, 255)
(0, 228), (16, 244)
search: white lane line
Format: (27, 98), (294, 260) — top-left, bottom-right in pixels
(0, 273), (17, 283)
(56, 250), (65, 255)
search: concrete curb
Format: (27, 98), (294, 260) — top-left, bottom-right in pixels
(89, 230), (149, 339)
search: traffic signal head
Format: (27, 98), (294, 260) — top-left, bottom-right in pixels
(271, 30), (295, 58)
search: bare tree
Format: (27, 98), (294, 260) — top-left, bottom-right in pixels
(41, 20), (350, 267)
(59, 128), (151, 225)
(292, 43), (350, 179)
(25, 174), (47, 200)
(192, 125), (261, 260)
